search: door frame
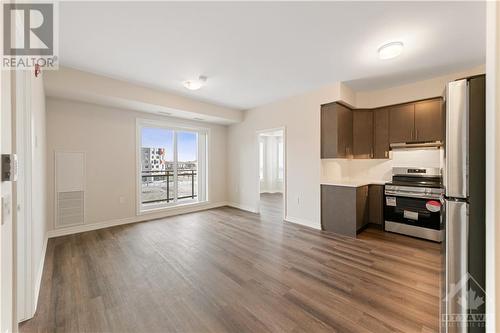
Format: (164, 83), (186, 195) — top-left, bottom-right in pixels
(256, 127), (287, 221)
(15, 70), (34, 322)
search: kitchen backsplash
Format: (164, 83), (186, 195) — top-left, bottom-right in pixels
(321, 148), (443, 181)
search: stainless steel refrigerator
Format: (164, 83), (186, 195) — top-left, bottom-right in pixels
(442, 75), (485, 333)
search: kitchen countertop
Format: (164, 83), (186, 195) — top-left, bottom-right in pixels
(320, 179), (388, 187)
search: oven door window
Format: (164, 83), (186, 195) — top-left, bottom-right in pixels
(384, 195), (442, 230)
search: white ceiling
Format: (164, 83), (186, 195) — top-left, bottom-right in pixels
(59, 1), (485, 110)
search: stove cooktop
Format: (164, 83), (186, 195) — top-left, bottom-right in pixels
(385, 175), (443, 189)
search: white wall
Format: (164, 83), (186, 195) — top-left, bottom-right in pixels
(46, 97), (228, 234)
(322, 149), (442, 182)
(355, 64), (485, 108)
(227, 82), (352, 229)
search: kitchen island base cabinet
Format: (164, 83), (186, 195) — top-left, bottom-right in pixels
(321, 184), (368, 237)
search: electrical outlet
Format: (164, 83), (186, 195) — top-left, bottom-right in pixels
(119, 196), (125, 204)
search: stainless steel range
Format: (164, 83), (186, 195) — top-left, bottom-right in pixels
(384, 167), (444, 242)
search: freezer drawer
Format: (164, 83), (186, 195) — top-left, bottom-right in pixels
(443, 199), (468, 333)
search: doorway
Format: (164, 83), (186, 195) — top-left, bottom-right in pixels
(257, 128), (286, 221)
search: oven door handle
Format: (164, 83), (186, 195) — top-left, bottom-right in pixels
(384, 190), (442, 200)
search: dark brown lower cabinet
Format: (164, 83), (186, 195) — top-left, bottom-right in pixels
(321, 184), (368, 237)
(368, 185), (384, 225)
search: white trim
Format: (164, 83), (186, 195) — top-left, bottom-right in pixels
(226, 202), (259, 213)
(47, 201), (227, 238)
(15, 69), (33, 323)
(486, 2), (498, 331)
(285, 215), (321, 230)
(31, 235), (47, 317)
(137, 199), (208, 216)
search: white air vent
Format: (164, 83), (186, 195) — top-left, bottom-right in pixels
(55, 152), (85, 228)
(57, 191), (84, 227)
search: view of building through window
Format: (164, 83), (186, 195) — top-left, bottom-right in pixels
(140, 127), (199, 209)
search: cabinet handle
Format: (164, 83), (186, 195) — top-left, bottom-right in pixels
(371, 147), (374, 159)
(415, 129), (418, 140)
(411, 129), (414, 140)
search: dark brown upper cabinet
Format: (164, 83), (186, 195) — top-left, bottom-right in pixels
(414, 99), (443, 142)
(389, 103), (415, 143)
(352, 110), (373, 158)
(388, 98), (444, 144)
(373, 108), (390, 159)
(321, 102), (353, 158)
(321, 97), (443, 160)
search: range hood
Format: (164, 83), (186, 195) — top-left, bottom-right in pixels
(390, 141), (443, 150)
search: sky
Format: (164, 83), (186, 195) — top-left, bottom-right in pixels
(142, 127), (197, 161)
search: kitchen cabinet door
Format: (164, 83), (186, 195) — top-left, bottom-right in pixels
(414, 98), (443, 142)
(356, 186), (369, 230)
(321, 185), (357, 237)
(352, 110), (373, 159)
(373, 108), (390, 158)
(321, 103), (338, 158)
(368, 185), (384, 225)
(321, 102), (352, 158)
(337, 103), (353, 158)
(389, 103), (415, 143)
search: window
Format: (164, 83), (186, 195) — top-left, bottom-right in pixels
(137, 120), (207, 212)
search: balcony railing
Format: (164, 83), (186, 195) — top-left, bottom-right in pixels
(141, 169), (197, 204)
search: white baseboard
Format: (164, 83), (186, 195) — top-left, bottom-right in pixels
(47, 201), (228, 238)
(285, 215), (321, 230)
(226, 202), (259, 213)
(32, 234), (48, 317)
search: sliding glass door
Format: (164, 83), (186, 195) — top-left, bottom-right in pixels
(138, 121), (207, 212)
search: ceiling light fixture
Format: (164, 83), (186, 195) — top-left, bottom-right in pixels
(183, 75), (207, 90)
(378, 41), (404, 60)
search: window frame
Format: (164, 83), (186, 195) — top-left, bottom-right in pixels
(136, 118), (209, 215)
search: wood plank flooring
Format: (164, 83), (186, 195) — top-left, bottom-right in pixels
(259, 192), (284, 220)
(21, 194), (442, 333)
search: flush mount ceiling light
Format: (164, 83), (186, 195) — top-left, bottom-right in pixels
(378, 41), (404, 60)
(183, 75), (207, 90)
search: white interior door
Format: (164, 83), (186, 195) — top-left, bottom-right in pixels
(16, 70), (33, 322)
(1, 66), (15, 333)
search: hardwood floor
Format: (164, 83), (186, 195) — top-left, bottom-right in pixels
(260, 192), (283, 220)
(21, 197), (442, 333)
